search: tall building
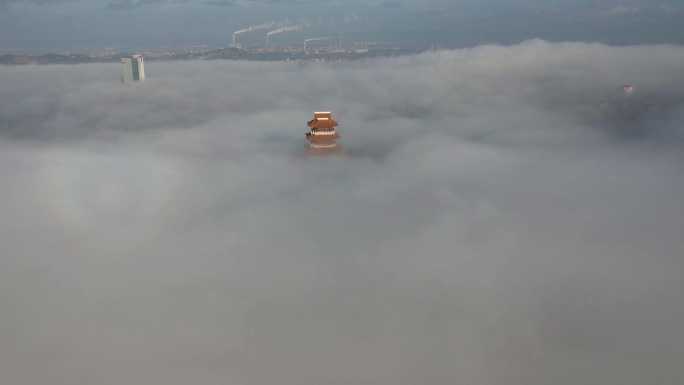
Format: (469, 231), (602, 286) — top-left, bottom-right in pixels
(122, 55), (145, 86)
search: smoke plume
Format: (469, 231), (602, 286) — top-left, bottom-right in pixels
(267, 23), (310, 36)
(232, 21), (278, 36)
(305, 36), (331, 42)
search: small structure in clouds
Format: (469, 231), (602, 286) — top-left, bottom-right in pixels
(122, 54), (145, 86)
(624, 84), (634, 97)
(305, 111), (341, 155)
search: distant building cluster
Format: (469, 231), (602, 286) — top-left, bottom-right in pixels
(1, 42), (421, 66)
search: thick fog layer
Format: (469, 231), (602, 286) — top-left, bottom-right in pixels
(1, 40), (683, 384)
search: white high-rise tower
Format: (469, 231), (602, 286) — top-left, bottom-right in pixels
(122, 55), (145, 86)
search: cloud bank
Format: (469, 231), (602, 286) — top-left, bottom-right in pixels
(1, 40), (683, 385)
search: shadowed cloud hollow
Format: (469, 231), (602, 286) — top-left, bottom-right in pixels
(1, 40), (683, 385)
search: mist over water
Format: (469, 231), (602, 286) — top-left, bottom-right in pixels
(1, 40), (683, 384)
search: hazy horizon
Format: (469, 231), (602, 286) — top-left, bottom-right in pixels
(1, 0), (684, 54)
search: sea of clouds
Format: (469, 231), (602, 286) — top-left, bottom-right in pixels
(1, 39), (683, 385)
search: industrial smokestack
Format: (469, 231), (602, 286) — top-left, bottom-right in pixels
(267, 25), (304, 36)
(266, 23), (310, 45)
(232, 22), (278, 45)
(304, 36), (331, 53)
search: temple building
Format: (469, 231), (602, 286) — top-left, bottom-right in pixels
(305, 111), (341, 155)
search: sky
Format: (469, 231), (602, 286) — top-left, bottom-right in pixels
(1, 40), (684, 384)
(1, 0), (683, 52)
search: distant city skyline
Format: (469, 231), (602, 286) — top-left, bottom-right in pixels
(1, 0), (683, 54)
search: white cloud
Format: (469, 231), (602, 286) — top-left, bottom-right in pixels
(1, 40), (684, 384)
(603, 5), (640, 15)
